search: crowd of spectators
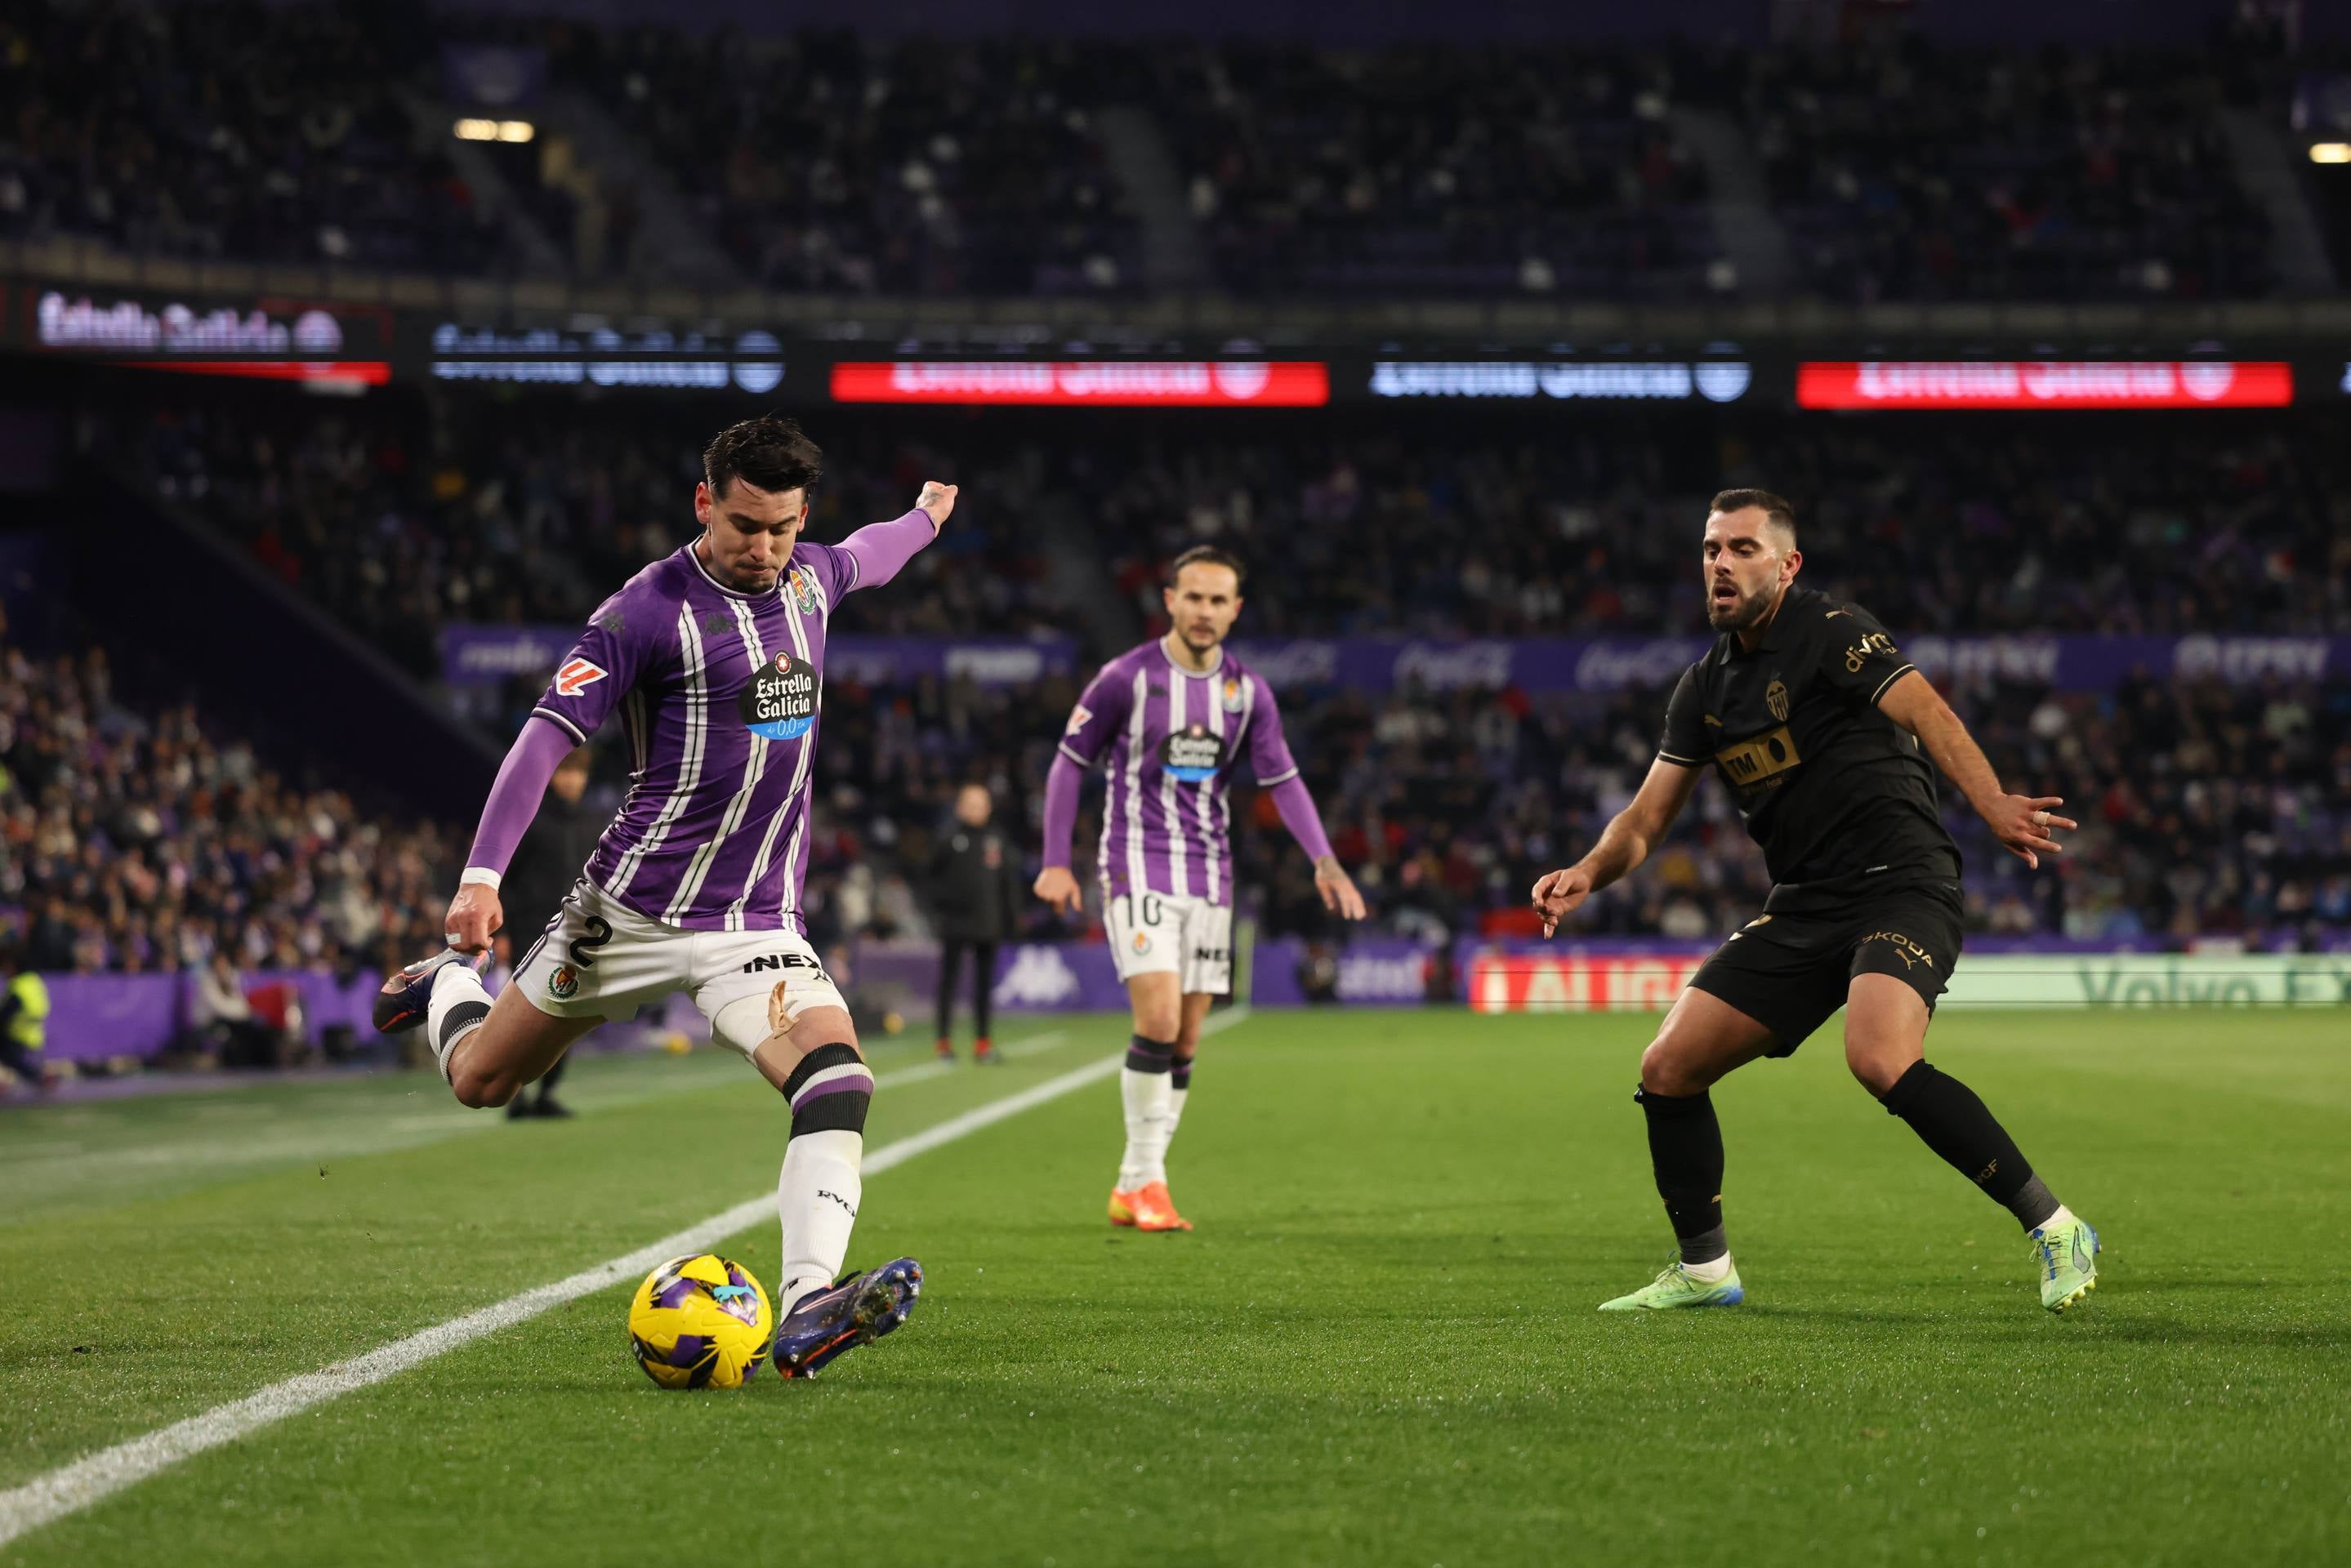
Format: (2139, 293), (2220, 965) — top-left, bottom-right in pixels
(0, 635), (462, 981)
(0, 2), (509, 273)
(118, 391), (1068, 684)
(560, 25), (1140, 295)
(1147, 42), (1718, 298)
(5, 5), (2320, 304)
(1731, 39), (2275, 302)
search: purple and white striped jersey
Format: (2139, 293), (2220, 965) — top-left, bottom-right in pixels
(529, 528), (915, 933)
(1058, 639), (1301, 906)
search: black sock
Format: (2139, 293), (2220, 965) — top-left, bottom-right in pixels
(1636, 1086), (1728, 1266)
(537, 1053), (568, 1102)
(1878, 1061), (2059, 1230)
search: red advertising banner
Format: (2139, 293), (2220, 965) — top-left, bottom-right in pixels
(1467, 953), (1706, 1013)
(830, 360), (1329, 407)
(1797, 360), (2293, 410)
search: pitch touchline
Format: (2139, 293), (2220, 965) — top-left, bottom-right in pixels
(0, 1009), (1247, 1549)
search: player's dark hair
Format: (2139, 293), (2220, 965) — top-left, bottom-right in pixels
(1167, 545), (1246, 590)
(703, 416), (823, 502)
(1709, 488), (1797, 548)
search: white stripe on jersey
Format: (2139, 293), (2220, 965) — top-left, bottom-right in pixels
(666, 598), (770, 923)
(1199, 672), (1227, 903)
(606, 604), (710, 900)
(762, 592), (822, 926)
(1161, 675), (1187, 899)
(1117, 666), (1149, 898)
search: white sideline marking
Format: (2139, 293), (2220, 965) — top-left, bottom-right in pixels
(0, 1009), (1246, 1548)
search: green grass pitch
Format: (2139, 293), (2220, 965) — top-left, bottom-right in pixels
(2, 1009), (2346, 1566)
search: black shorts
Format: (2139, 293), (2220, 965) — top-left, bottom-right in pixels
(1685, 881), (1964, 1056)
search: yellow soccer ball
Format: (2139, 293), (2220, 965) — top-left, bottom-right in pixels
(627, 1254), (773, 1388)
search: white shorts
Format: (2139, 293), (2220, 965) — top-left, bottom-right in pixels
(1104, 888), (1233, 996)
(512, 880), (845, 1054)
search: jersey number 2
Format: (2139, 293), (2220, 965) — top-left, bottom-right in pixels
(568, 915), (613, 969)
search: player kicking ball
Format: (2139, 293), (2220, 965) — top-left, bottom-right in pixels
(1035, 546), (1366, 1232)
(1532, 489), (2099, 1315)
(375, 416), (954, 1376)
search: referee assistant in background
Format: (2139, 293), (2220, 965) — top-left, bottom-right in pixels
(930, 783), (1024, 1063)
(501, 746), (601, 1117)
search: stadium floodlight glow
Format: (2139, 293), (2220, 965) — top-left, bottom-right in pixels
(2311, 142), (2351, 164)
(497, 120), (536, 143)
(454, 118), (499, 140)
(1797, 360), (2293, 410)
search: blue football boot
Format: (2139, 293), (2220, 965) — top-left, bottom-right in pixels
(372, 947), (484, 1035)
(772, 1258), (923, 1379)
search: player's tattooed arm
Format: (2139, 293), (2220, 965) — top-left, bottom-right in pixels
(916, 481), (957, 532)
(1531, 755), (1702, 937)
(1876, 670), (2075, 869)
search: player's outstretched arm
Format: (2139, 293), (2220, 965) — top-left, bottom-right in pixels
(445, 715), (573, 951)
(834, 482), (958, 594)
(1876, 671), (2076, 869)
(1531, 755), (1701, 938)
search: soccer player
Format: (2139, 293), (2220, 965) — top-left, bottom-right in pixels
(374, 416), (954, 1377)
(1531, 490), (2099, 1314)
(1034, 546), (1367, 1232)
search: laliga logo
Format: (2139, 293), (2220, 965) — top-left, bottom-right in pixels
(1212, 362), (1272, 400)
(2178, 363), (2236, 402)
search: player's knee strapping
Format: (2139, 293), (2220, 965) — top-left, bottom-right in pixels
(1171, 1053), (1193, 1092)
(783, 1043), (873, 1137)
(1126, 1034), (1175, 1074)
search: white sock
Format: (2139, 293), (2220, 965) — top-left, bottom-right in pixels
(1166, 1085), (1189, 1146)
(777, 1129), (862, 1314)
(424, 961), (493, 1082)
(1118, 1066), (1173, 1190)
(1682, 1254), (1733, 1284)
(2037, 1204), (2077, 1234)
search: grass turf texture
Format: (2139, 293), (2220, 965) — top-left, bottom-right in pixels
(3, 1009), (2346, 1566)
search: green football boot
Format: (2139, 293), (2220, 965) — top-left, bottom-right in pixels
(1598, 1258), (1746, 1312)
(2030, 1214), (2100, 1313)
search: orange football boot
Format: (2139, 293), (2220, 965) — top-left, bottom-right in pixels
(1127, 1181), (1192, 1232)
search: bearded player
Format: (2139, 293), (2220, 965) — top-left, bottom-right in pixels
(375, 416), (954, 1377)
(1035, 546), (1367, 1232)
(1532, 490), (2100, 1314)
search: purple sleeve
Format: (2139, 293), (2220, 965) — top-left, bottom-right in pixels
(464, 716), (574, 879)
(1058, 663), (1132, 768)
(822, 507), (937, 598)
(532, 593), (654, 745)
(1246, 675), (1302, 786)
(1042, 750), (1085, 872)
(1267, 773), (1335, 863)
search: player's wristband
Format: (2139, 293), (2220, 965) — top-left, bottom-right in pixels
(458, 866), (503, 892)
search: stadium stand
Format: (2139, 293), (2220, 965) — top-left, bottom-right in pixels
(1148, 41), (1719, 298)
(1731, 40), (2277, 301)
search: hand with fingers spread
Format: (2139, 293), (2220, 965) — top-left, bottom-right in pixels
(1314, 855), (1367, 921)
(1530, 865), (1595, 938)
(1988, 794), (2076, 870)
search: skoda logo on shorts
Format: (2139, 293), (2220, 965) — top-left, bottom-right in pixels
(1160, 723), (1225, 783)
(741, 650), (817, 740)
(547, 964), (581, 1000)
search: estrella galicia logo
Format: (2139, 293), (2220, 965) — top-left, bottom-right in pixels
(1160, 722), (1225, 783)
(740, 650), (817, 740)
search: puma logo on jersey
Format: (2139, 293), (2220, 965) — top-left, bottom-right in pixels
(554, 658), (608, 697)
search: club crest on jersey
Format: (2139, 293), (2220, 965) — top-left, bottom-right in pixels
(1766, 679), (1790, 722)
(1220, 677), (1244, 713)
(785, 566), (819, 614)
(553, 657), (607, 697)
(1066, 704), (1093, 736)
(740, 650), (817, 740)
(1161, 723), (1225, 783)
(547, 964), (581, 1000)
(1132, 931), (1151, 954)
